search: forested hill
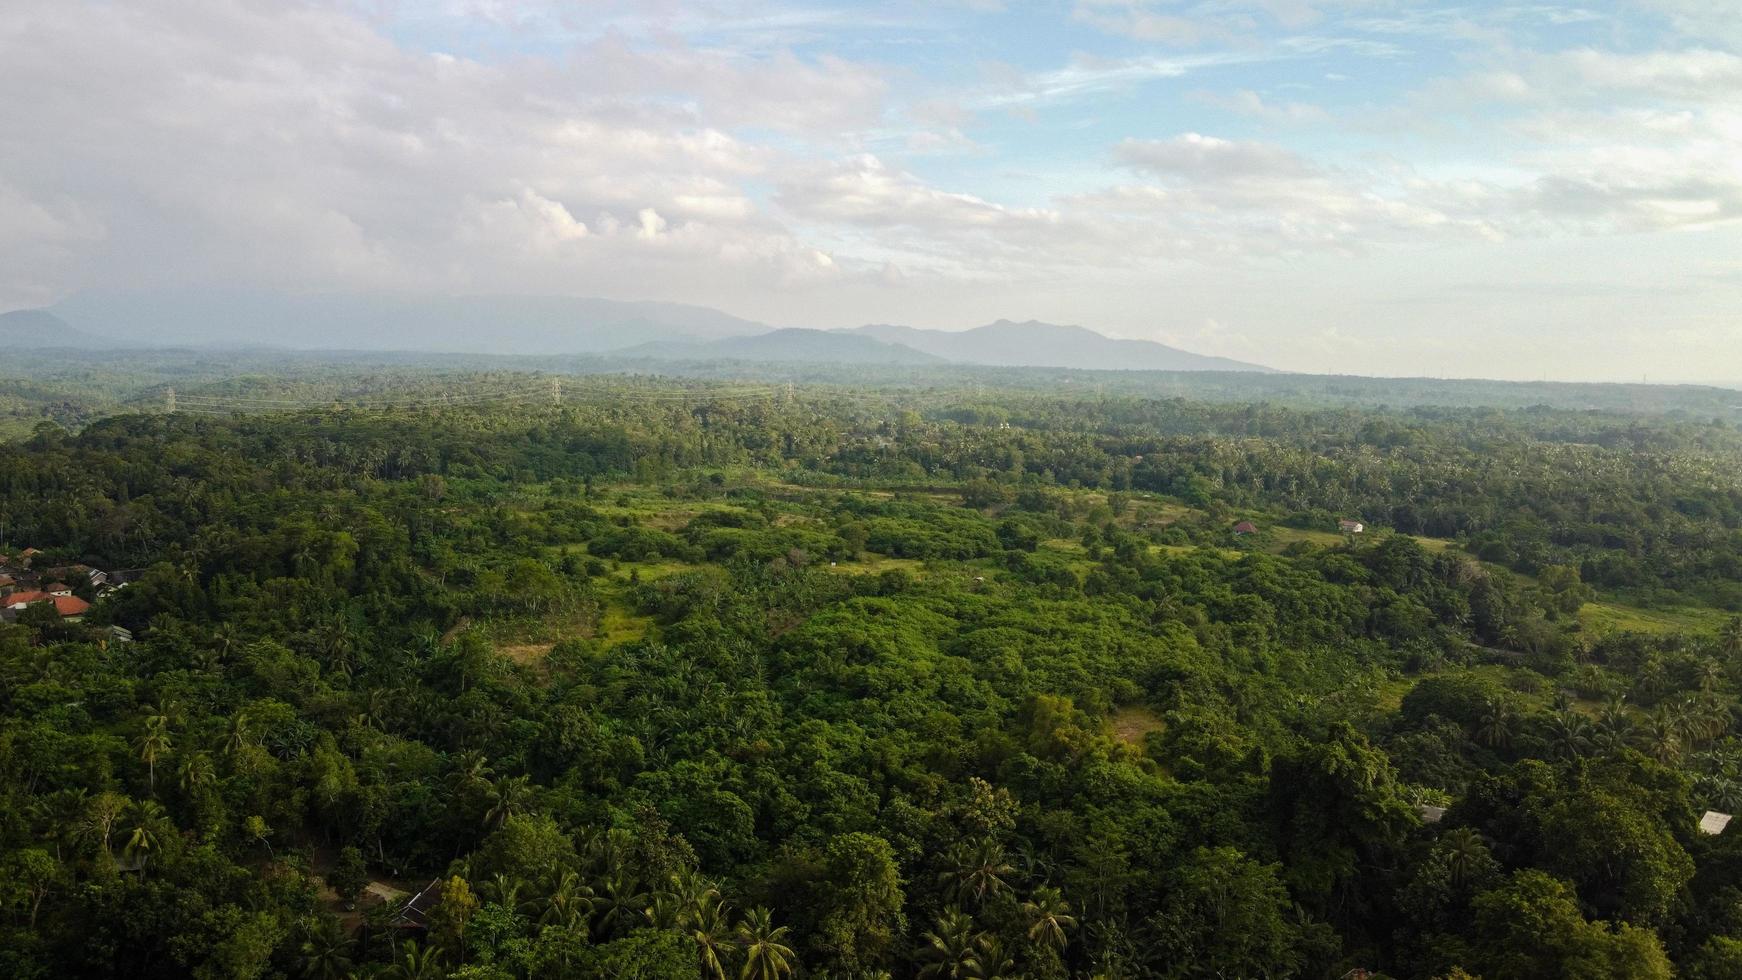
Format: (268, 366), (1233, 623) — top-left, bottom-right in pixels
(3, 349), (1740, 443)
(2, 383), (1742, 977)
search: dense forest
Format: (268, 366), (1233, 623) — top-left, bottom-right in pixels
(6, 347), (1741, 442)
(4, 376), (1742, 978)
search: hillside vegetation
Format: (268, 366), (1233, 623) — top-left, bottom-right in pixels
(1, 379), (1741, 978)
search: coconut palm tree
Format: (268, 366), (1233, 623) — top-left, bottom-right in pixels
(1472, 698), (1516, 751)
(594, 871), (650, 940)
(537, 870), (595, 932)
(221, 710), (255, 756)
(446, 750), (493, 794)
(385, 940), (443, 980)
(939, 839), (1014, 907)
(296, 918), (356, 980)
(1439, 827), (1489, 889)
(1595, 697), (1633, 754)
(736, 906), (796, 980)
(1021, 885), (1076, 956)
(1545, 711), (1592, 763)
(1695, 774), (1742, 814)
(480, 873), (524, 912)
(122, 800), (169, 870)
(133, 717), (173, 794)
(689, 889), (736, 980)
(1639, 709), (1683, 765)
(971, 934), (1017, 980)
(1720, 616), (1742, 661)
(483, 774), (534, 831)
(918, 907), (982, 979)
(1699, 659), (1727, 692)
(178, 752), (215, 793)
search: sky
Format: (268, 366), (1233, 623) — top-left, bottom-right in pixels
(3, 0), (1740, 381)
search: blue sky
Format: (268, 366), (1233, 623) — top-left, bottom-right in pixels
(3, 1), (1740, 380)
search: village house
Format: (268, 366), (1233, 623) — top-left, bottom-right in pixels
(0, 549), (111, 622)
(1232, 520), (1259, 535)
(1339, 519), (1365, 533)
(2, 591), (92, 620)
(44, 564), (109, 587)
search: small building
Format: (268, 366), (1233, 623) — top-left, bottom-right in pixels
(1232, 521), (1259, 535)
(3, 591), (90, 620)
(45, 564), (108, 587)
(1418, 804), (1447, 824)
(44, 582), (72, 597)
(1701, 810), (1732, 835)
(394, 879), (444, 931)
(1339, 519), (1365, 534)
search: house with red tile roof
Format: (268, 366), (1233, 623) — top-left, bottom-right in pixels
(3, 591), (90, 619)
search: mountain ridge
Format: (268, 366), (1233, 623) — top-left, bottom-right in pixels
(846, 319), (1273, 373)
(11, 290), (1270, 372)
(0, 309), (116, 348)
(619, 328), (945, 366)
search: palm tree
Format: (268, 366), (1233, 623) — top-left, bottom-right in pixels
(221, 710), (255, 756)
(296, 919), (356, 980)
(1595, 697), (1633, 753)
(1720, 616), (1742, 661)
(537, 870), (595, 931)
(1439, 827), (1488, 889)
(480, 872), (524, 911)
(1696, 774), (1742, 814)
(1699, 659), (1727, 692)
(178, 752), (216, 793)
(385, 940), (443, 980)
(918, 907), (982, 979)
(690, 889), (736, 980)
(1472, 698), (1516, 751)
(483, 774), (534, 830)
(1636, 659), (1670, 700)
(971, 934), (1017, 980)
(1545, 711), (1592, 763)
(133, 717), (173, 793)
(1021, 885), (1076, 956)
(446, 750), (493, 793)
(938, 839), (1014, 907)
(122, 800), (169, 870)
(736, 906), (796, 980)
(1686, 695), (1733, 747)
(594, 870), (650, 940)
(1639, 709), (1683, 765)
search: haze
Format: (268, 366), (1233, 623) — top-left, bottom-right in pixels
(3, 0), (1740, 382)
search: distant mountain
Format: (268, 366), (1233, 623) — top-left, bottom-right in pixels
(44, 289), (772, 354)
(847, 320), (1273, 373)
(23, 290), (1271, 371)
(0, 309), (114, 348)
(622, 328), (944, 365)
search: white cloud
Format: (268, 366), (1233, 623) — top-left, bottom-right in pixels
(1116, 133), (1320, 180)
(0, 0), (883, 305)
(1189, 88), (1329, 123)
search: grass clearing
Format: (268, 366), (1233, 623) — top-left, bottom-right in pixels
(1109, 704), (1166, 746)
(1581, 600), (1730, 636)
(827, 555), (926, 576)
